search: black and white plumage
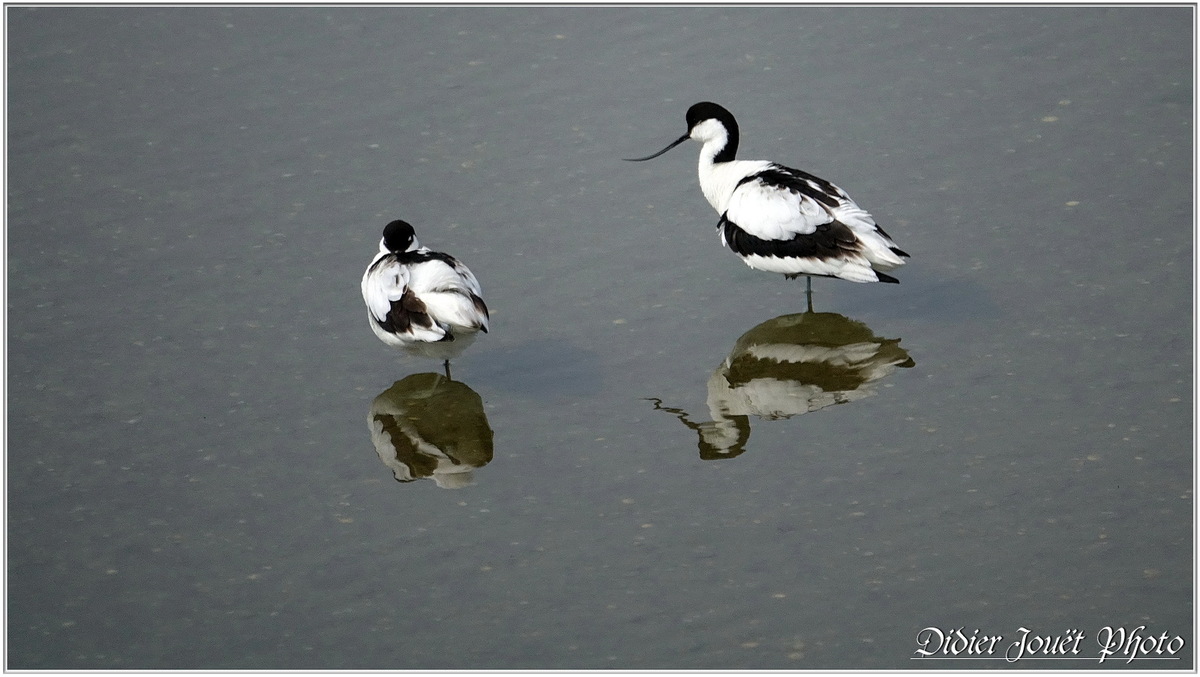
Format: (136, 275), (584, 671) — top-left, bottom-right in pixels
(361, 220), (489, 372)
(627, 101), (909, 286)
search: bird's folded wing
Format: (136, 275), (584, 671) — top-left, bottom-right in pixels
(724, 174), (833, 241)
(363, 259), (409, 323)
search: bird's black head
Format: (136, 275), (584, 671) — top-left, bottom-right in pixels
(382, 219), (417, 253)
(685, 102), (739, 162)
(685, 102), (735, 132)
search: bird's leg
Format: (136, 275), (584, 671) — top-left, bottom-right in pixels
(805, 276), (814, 313)
(443, 359), (452, 380)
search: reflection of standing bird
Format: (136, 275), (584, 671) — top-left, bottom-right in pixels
(361, 220), (489, 376)
(626, 102), (908, 299)
(649, 311), (914, 460)
(716, 311), (915, 416)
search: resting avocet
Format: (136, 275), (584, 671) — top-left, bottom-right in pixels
(626, 102), (908, 294)
(361, 219), (489, 376)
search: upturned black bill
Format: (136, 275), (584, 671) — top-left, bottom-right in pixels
(623, 133), (690, 162)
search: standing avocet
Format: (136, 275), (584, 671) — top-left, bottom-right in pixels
(361, 219), (489, 377)
(626, 102), (908, 298)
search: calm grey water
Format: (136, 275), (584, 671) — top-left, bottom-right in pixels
(7, 6), (1192, 670)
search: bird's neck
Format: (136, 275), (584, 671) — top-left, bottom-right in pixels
(701, 124), (738, 165)
(698, 145), (742, 212)
(696, 123), (740, 209)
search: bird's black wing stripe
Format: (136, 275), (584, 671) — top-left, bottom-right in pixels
(773, 164), (842, 197)
(397, 249), (460, 267)
(720, 213), (859, 260)
(738, 167), (841, 209)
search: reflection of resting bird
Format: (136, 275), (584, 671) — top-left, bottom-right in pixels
(360, 220), (489, 376)
(368, 372), (494, 489)
(626, 102), (908, 301)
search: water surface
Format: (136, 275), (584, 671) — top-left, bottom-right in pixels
(7, 6), (1192, 669)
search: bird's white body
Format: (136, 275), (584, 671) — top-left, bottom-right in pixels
(361, 220), (489, 366)
(630, 102), (908, 285)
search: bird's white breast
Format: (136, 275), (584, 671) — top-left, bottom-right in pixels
(698, 159), (772, 214)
